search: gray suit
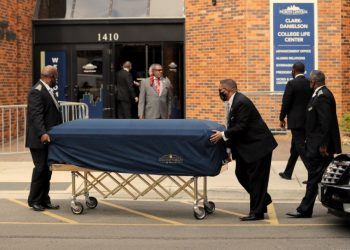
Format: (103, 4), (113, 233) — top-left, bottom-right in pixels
(138, 77), (173, 119)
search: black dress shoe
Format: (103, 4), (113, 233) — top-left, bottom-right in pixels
(32, 204), (45, 211)
(279, 172), (291, 180)
(42, 203), (60, 209)
(286, 211), (312, 218)
(302, 180), (307, 184)
(240, 213), (264, 221)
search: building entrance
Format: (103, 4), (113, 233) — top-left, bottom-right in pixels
(32, 0), (185, 118)
(113, 44), (183, 119)
(35, 43), (184, 119)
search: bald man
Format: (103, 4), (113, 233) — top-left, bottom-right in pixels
(115, 61), (137, 118)
(26, 65), (62, 211)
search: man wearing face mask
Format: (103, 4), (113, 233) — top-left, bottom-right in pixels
(210, 79), (278, 221)
(26, 65), (62, 211)
(286, 70), (341, 218)
(279, 62), (312, 181)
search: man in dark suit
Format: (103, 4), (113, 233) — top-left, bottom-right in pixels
(26, 65), (62, 211)
(286, 70), (341, 218)
(115, 61), (137, 118)
(210, 79), (278, 221)
(279, 62), (312, 180)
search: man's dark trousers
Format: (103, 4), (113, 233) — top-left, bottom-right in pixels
(235, 152), (272, 214)
(28, 148), (52, 206)
(284, 138), (298, 178)
(284, 128), (308, 178)
(297, 154), (333, 215)
(117, 100), (132, 118)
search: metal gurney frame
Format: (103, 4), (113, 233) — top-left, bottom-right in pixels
(50, 164), (222, 220)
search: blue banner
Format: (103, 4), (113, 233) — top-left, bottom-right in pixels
(272, 2), (316, 91)
(41, 51), (67, 101)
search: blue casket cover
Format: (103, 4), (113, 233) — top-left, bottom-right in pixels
(48, 119), (227, 176)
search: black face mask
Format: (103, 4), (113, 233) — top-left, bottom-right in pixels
(310, 81), (316, 91)
(219, 91), (228, 102)
(51, 77), (58, 88)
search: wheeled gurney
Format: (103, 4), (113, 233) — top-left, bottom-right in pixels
(48, 119), (227, 219)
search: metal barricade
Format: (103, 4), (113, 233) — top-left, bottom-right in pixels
(0, 102), (89, 154)
(59, 101), (89, 123)
(0, 105), (27, 154)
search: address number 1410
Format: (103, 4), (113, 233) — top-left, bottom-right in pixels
(97, 33), (119, 42)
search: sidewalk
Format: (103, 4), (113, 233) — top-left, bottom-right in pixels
(0, 134), (317, 202)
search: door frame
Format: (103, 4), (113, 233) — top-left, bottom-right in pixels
(33, 44), (73, 100)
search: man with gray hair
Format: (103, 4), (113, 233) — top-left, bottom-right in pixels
(286, 70), (341, 218)
(138, 64), (173, 119)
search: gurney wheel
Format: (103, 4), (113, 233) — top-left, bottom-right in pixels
(86, 197), (98, 209)
(193, 207), (206, 220)
(71, 202), (84, 215)
(204, 201), (215, 214)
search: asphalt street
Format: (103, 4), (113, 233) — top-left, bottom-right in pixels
(0, 199), (349, 249)
(0, 134), (349, 249)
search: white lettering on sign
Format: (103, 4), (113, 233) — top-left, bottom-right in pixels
(285, 18), (302, 23)
(97, 33), (119, 42)
(52, 57), (59, 63)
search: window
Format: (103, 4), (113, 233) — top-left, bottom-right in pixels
(111, 0), (148, 17)
(73, 0), (111, 18)
(35, 0), (184, 19)
(150, 0), (184, 17)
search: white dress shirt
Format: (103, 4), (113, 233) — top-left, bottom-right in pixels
(40, 80), (59, 110)
(221, 92), (236, 141)
(312, 85), (325, 98)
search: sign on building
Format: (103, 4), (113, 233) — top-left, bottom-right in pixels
(270, 0), (318, 91)
(40, 51), (67, 100)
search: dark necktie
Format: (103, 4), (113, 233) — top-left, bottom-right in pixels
(225, 102), (230, 127)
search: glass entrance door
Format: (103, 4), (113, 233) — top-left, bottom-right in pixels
(74, 45), (110, 118)
(113, 43), (184, 118)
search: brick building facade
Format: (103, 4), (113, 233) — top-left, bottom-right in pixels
(0, 0), (35, 105)
(0, 0), (349, 130)
(185, 0), (350, 128)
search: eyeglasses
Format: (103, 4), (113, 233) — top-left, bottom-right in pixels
(154, 69), (163, 72)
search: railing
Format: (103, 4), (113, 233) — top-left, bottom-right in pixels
(0, 105), (27, 154)
(59, 101), (89, 123)
(0, 102), (89, 154)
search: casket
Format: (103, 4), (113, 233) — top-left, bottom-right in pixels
(48, 119), (227, 176)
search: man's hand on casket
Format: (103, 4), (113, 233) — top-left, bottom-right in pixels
(210, 130), (223, 143)
(223, 155), (232, 164)
(40, 133), (51, 144)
